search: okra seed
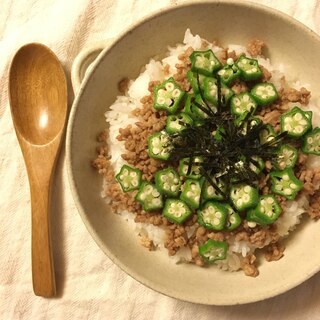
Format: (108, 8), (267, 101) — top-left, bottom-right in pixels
(267, 197), (274, 204)
(207, 186), (214, 195)
(213, 218), (220, 225)
(157, 97), (165, 105)
(243, 194), (250, 203)
(284, 188), (292, 195)
(171, 185), (177, 192)
(140, 194), (146, 200)
(234, 98), (240, 106)
(119, 175), (124, 180)
(284, 117), (291, 124)
(227, 58), (234, 65)
(123, 182), (129, 188)
(161, 176), (167, 182)
(130, 172), (137, 177)
(195, 196), (200, 202)
(261, 207), (265, 213)
(153, 199), (161, 206)
(230, 217), (236, 223)
(186, 191), (192, 197)
(208, 206), (214, 214)
(290, 183), (298, 189)
(153, 147), (160, 155)
(294, 113), (302, 121)
(252, 67), (257, 72)
(242, 59), (248, 64)
(218, 69), (226, 75)
(307, 137), (314, 144)
(165, 82), (174, 91)
(215, 212), (222, 219)
(163, 183), (170, 190)
(244, 186), (251, 193)
(172, 89), (181, 98)
(236, 107), (241, 113)
(243, 95), (249, 102)
(295, 126), (303, 133)
(262, 94), (268, 99)
(284, 124), (292, 131)
(237, 199), (243, 207)
(132, 180), (138, 187)
(173, 178), (179, 184)
(266, 211), (273, 217)
(283, 174), (290, 181)
(247, 221), (257, 228)
(261, 199), (266, 206)
(275, 184), (283, 191)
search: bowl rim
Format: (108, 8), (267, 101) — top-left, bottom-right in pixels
(66, 0), (320, 305)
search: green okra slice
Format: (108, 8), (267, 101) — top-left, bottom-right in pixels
(115, 164), (142, 192)
(165, 112), (193, 134)
(217, 63), (241, 86)
(269, 168), (303, 200)
(259, 124), (276, 144)
(163, 199), (192, 224)
(155, 167), (181, 197)
(180, 178), (202, 209)
(199, 239), (228, 263)
(197, 201), (228, 231)
(280, 106), (312, 138)
(302, 127), (320, 155)
(135, 182), (163, 211)
(249, 156), (265, 175)
(190, 49), (222, 76)
(274, 144), (298, 170)
(251, 82), (278, 106)
(147, 131), (171, 160)
(224, 204), (242, 231)
(202, 175), (226, 201)
(186, 70), (208, 94)
(230, 183), (259, 211)
(236, 55), (262, 81)
(153, 77), (185, 114)
(178, 156), (203, 179)
(246, 195), (282, 225)
(230, 92), (257, 118)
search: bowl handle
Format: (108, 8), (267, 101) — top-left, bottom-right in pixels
(71, 40), (113, 94)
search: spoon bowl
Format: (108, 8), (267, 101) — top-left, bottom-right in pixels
(9, 43), (67, 297)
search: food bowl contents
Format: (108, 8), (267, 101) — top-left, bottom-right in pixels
(93, 29), (320, 277)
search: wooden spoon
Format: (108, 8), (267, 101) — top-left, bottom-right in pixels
(9, 43), (67, 297)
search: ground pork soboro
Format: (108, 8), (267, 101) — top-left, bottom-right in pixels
(247, 39), (265, 57)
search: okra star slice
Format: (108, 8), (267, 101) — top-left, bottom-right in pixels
(199, 239), (228, 263)
(251, 82), (278, 106)
(302, 127), (320, 155)
(153, 77), (185, 114)
(259, 124), (276, 144)
(236, 55), (262, 81)
(190, 49), (222, 76)
(115, 164), (142, 192)
(230, 184), (259, 211)
(166, 112), (193, 134)
(203, 78), (234, 106)
(270, 168), (303, 200)
(280, 106), (312, 137)
(274, 144), (298, 170)
(178, 156), (203, 179)
(202, 176), (226, 201)
(217, 64), (241, 86)
(186, 70), (208, 94)
(147, 131), (171, 160)
(247, 195), (282, 225)
(180, 179), (202, 209)
(155, 167), (181, 197)
(135, 182), (163, 211)
(197, 201), (228, 231)
(224, 204), (242, 231)
(230, 92), (257, 118)
(163, 199), (192, 224)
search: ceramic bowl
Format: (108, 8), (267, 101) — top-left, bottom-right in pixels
(66, 0), (320, 305)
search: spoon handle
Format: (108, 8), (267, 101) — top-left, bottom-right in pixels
(27, 149), (56, 297)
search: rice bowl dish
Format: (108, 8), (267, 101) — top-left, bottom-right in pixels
(92, 29), (320, 277)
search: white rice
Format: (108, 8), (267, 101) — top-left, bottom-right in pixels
(102, 29), (320, 271)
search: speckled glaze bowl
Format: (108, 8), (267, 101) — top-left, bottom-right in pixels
(66, 0), (320, 305)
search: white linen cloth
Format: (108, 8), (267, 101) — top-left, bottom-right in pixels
(1, 0), (320, 319)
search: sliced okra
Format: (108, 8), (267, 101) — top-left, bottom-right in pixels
(178, 156), (203, 179)
(203, 78), (234, 106)
(302, 127), (320, 155)
(197, 201), (228, 231)
(217, 64), (241, 86)
(115, 164), (142, 192)
(236, 55), (262, 81)
(202, 175), (226, 201)
(280, 106), (312, 137)
(270, 168), (303, 200)
(135, 182), (163, 211)
(230, 92), (257, 118)
(251, 82), (278, 106)
(230, 183), (259, 211)
(153, 77), (185, 114)
(198, 239), (228, 263)
(163, 199), (192, 224)
(165, 112), (193, 134)
(274, 144), (298, 170)
(259, 124), (276, 144)
(155, 167), (181, 197)
(246, 195), (282, 225)
(180, 178), (202, 209)
(190, 49), (222, 76)
(147, 131), (171, 160)
(249, 156), (265, 175)
(186, 70), (208, 94)
(224, 204), (242, 231)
